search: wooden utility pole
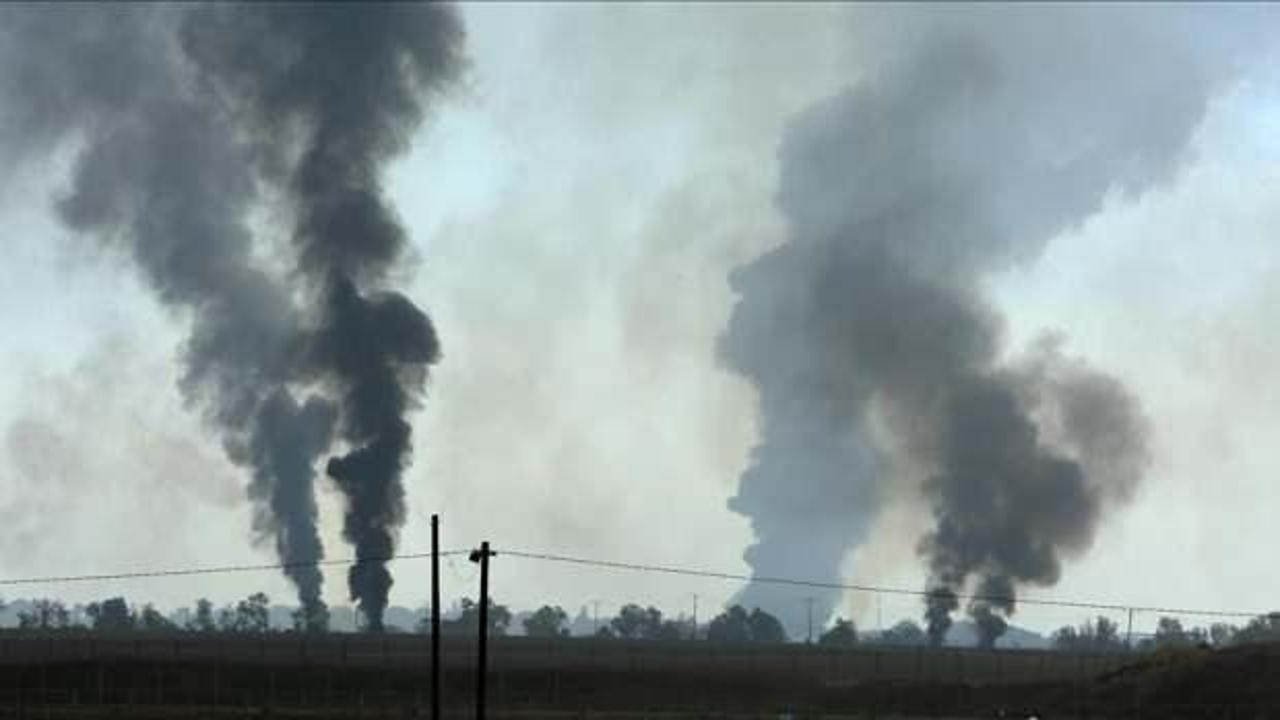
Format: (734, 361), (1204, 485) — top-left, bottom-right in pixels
(431, 515), (441, 720)
(470, 542), (496, 720)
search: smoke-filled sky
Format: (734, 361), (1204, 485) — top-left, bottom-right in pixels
(2, 3), (1280, 637)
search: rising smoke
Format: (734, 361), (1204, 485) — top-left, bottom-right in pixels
(181, 2), (463, 631)
(0, 3), (464, 631)
(722, 5), (1261, 643)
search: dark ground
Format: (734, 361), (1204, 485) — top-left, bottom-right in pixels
(0, 633), (1274, 719)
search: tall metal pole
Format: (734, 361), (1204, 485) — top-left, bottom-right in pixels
(470, 542), (494, 720)
(431, 515), (441, 720)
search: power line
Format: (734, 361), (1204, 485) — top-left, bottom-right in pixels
(500, 549), (1271, 620)
(0, 544), (1271, 622)
(0, 550), (471, 587)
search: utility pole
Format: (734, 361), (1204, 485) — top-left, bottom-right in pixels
(1126, 607), (1135, 649)
(431, 515), (441, 720)
(469, 542), (495, 720)
(804, 597), (815, 644)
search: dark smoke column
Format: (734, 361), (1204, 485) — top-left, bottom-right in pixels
(721, 5), (1257, 644)
(316, 278), (440, 629)
(0, 5), (342, 626)
(182, 3), (465, 630)
(0, 4), (466, 628)
(249, 392), (337, 630)
(719, 248), (885, 636)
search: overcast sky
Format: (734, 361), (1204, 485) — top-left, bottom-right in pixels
(2, 3), (1280, 637)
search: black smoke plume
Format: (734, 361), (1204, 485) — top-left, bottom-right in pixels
(721, 6), (1257, 641)
(924, 586), (958, 646)
(0, 3), (464, 630)
(249, 392), (336, 629)
(968, 576), (1013, 649)
(180, 1), (462, 631)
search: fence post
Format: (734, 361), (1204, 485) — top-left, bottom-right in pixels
(40, 636), (51, 709)
(214, 637), (224, 710)
(382, 635), (391, 707)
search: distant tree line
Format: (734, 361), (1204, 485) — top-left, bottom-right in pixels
(9, 594), (276, 633)
(8, 594), (1280, 651)
(1049, 614), (1280, 652)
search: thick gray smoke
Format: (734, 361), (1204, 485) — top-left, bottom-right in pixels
(722, 5), (1261, 643)
(0, 3), (463, 630)
(248, 393), (336, 629)
(180, 2), (463, 631)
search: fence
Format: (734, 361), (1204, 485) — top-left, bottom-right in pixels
(0, 630), (1214, 719)
(0, 630), (1131, 679)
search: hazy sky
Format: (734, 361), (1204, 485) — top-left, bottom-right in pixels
(2, 3), (1279, 637)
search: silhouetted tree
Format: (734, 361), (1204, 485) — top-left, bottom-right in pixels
(655, 618), (689, 640)
(1052, 625), (1080, 648)
(230, 593), (271, 633)
(1093, 616), (1123, 648)
(1154, 616), (1186, 647)
(1152, 616), (1201, 649)
(137, 604), (175, 631)
(1052, 616), (1126, 652)
(610, 604), (665, 640)
(188, 598), (217, 632)
(878, 620), (927, 646)
(86, 597), (135, 632)
(707, 606), (751, 643)
(1209, 623), (1237, 647)
(1233, 613), (1280, 645)
(706, 605), (788, 644)
(523, 605), (569, 638)
(18, 599), (71, 630)
(748, 608), (787, 643)
(216, 605), (238, 632)
(443, 598), (511, 636)
(819, 618), (858, 647)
